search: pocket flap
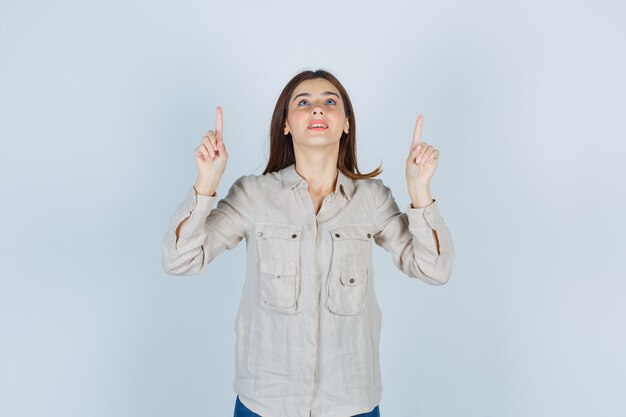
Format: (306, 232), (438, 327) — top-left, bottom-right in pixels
(259, 258), (297, 277)
(339, 268), (367, 286)
(255, 222), (303, 240)
(330, 224), (373, 241)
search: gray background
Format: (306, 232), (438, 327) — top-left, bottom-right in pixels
(1, 0), (624, 416)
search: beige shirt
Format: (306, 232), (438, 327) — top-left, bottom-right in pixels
(162, 163), (455, 417)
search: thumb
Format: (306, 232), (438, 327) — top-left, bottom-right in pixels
(408, 144), (422, 160)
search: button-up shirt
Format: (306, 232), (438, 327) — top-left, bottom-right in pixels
(162, 163), (455, 417)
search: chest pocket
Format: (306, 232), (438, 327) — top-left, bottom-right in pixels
(254, 222), (303, 314)
(327, 223), (373, 315)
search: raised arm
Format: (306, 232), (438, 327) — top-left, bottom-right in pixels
(162, 105), (249, 275)
(372, 113), (455, 284)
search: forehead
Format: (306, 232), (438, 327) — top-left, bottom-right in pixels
(292, 78), (339, 95)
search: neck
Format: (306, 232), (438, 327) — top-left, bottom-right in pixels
(293, 161), (338, 195)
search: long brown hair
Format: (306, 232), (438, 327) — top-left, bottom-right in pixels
(262, 69), (382, 179)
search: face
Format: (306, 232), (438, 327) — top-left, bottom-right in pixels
(284, 78), (349, 149)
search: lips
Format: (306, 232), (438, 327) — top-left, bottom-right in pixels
(308, 119), (328, 129)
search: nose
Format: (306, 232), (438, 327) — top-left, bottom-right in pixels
(311, 104), (324, 116)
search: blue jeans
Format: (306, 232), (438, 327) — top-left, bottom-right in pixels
(233, 395), (381, 417)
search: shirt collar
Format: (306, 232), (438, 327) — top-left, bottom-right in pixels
(280, 163), (354, 201)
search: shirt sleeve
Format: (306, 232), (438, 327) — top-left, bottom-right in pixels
(371, 179), (455, 285)
(162, 175), (251, 275)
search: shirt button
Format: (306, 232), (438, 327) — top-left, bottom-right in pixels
(257, 232), (263, 237)
(367, 233), (372, 238)
(349, 278), (355, 283)
(335, 233), (341, 238)
(292, 234), (297, 239)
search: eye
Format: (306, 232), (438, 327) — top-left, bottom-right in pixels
(297, 98), (337, 106)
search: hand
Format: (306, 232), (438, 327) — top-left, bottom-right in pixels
(406, 114), (439, 185)
(195, 106), (228, 183)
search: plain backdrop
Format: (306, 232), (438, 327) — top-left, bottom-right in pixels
(1, 0), (625, 416)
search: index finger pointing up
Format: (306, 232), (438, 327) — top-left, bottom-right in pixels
(411, 114), (423, 150)
(215, 106), (223, 141)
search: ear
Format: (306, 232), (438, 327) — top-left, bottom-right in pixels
(284, 120), (290, 135)
(344, 118), (350, 134)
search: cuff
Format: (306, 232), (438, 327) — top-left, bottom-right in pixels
(193, 185), (218, 211)
(407, 198), (443, 235)
(177, 186), (218, 221)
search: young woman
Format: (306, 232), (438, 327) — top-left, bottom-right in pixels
(162, 69), (455, 417)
